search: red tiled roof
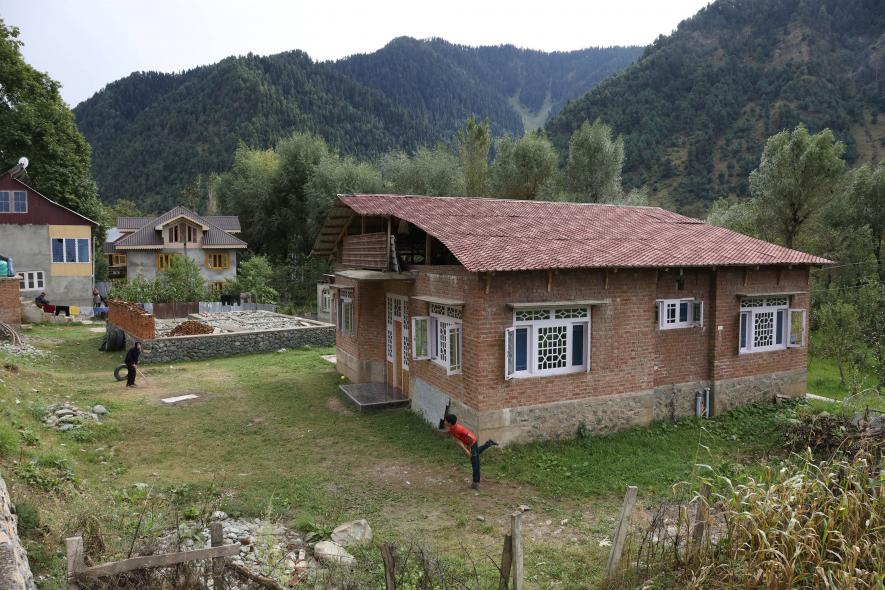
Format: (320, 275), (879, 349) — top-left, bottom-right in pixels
(313, 194), (831, 272)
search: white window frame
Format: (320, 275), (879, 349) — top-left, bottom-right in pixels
(738, 296), (805, 354)
(410, 305), (463, 375)
(337, 290), (354, 336)
(319, 286), (331, 313)
(50, 237), (90, 263)
(657, 298), (703, 330)
(506, 306), (591, 380)
(17, 271), (44, 291)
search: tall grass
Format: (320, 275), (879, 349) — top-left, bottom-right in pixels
(612, 444), (884, 589)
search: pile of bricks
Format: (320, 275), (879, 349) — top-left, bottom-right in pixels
(168, 320), (214, 337)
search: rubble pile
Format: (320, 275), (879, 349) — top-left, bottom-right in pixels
(168, 320), (215, 337)
(42, 403), (107, 431)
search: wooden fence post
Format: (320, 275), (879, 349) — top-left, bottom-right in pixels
(692, 483), (712, 547)
(498, 533), (513, 590)
(65, 536), (84, 590)
(606, 485), (638, 576)
(510, 512), (524, 590)
(210, 522), (224, 590)
(380, 543), (397, 590)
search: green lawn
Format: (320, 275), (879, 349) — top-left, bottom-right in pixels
(807, 339), (884, 412)
(0, 323), (817, 588)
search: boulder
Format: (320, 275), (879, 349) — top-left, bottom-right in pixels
(330, 519), (373, 547)
(92, 405), (108, 416)
(314, 541), (355, 565)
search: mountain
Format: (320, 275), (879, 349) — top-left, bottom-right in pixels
(74, 40), (641, 211)
(332, 37), (643, 137)
(546, 0), (885, 216)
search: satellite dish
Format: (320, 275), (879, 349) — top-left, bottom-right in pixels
(18, 156), (28, 169)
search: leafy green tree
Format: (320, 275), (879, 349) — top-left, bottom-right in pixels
(856, 280), (885, 392)
(748, 126), (846, 248)
(847, 160), (885, 281)
(706, 196), (761, 235)
(0, 21), (102, 221)
(305, 155), (383, 241)
(815, 298), (863, 385)
(216, 146), (280, 256)
(489, 133), (559, 200)
(234, 256), (278, 304)
(181, 175), (205, 212)
(457, 116), (491, 197)
(99, 198), (144, 228)
(381, 146), (465, 196)
(156, 256), (206, 303)
(566, 119), (624, 202)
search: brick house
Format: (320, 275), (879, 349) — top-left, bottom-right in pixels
(106, 206), (246, 289)
(313, 194), (830, 443)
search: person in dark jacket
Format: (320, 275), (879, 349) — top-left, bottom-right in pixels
(124, 342), (142, 387)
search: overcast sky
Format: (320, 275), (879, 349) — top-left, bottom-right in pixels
(4, 0), (710, 107)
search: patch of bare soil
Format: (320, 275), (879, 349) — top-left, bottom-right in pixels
(326, 396), (354, 416)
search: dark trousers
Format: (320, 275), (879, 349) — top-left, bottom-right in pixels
(470, 441), (495, 483)
(126, 364), (136, 386)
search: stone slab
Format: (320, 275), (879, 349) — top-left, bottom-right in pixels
(161, 394), (199, 404)
(321, 354), (337, 364)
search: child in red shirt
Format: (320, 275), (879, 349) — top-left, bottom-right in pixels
(444, 414), (497, 490)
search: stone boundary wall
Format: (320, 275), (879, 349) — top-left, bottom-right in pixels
(0, 277), (21, 326)
(108, 301), (155, 340)
(0, 475), (35, 590)
(107, 321), (334, 363)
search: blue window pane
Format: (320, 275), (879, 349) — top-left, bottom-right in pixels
(13, 192), (26, 212)
(776, 310), (784, 345)
(679, 301), (689, 323)
(0, 192), (9, 212)
(77, 239), (90, 263)
(740, 313), (748, 349)
(52, 239), (64, 262)
(572, 324), (585, 366)
(65, 239), (77, 262)
(515, 327), (528, 372)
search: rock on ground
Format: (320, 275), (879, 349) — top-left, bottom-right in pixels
(330, 519), (373, 547)
(314, 541), (355, 566)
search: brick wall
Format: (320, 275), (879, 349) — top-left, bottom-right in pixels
(334, 264), (813, 429)
(0, 278), (21, 326)
(108, 300), (155, 340)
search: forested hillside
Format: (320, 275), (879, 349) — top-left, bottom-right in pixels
(74, 40), (640, 211)
(546, 0), (885, 216)
(333, 38), (642, 136)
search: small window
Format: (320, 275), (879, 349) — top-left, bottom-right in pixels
(51, 237), (90, 262)
(168, 226), (179, 242)
(738, 296), (805, 353)
(206, 253), (230, 270)
(788, 309), (806, 347)
(411, 313), (462, 374)
(657, 299), (702, 330)
(17, 271), (44, 291)
(186, 225), (198, 243)
(107, 253), (127, 266)
(337, 293), (354, 336)
(412, 317), (430, 359)
(156, 253), (180, 271)
(13, 191), (26, 213)
(0, 192), (8, 212)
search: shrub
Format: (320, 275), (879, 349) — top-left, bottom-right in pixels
(232, 255), (278, 303)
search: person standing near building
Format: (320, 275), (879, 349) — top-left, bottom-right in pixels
(124, 342), (141, 387)
(443, 414), (497, 490)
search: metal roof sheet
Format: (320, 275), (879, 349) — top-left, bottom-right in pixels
(313, 194), (831, 272)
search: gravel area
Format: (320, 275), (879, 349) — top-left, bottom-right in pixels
(182, 311), (324, 333)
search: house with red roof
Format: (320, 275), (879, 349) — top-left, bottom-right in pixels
(313, 194), (830, 443)
(106, 205), (246, 290)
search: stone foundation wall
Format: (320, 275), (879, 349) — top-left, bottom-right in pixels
(107, 321), (335, 363)
(336, 347), (385, 384)
(0, 278), (21, 326)
(0, 475), (35, 590)
(436, 373), (800, 445)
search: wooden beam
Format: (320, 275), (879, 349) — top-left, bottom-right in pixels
(66, 536), (85, 590)
(510, 512), (524, 590)
(498, 534), (513, 590)
(546, 270), (553, 293)
(485, 272), (494, 294)
(330, 213), (354, 257)
(607, 485), (638, 576)
(210, 522), (224, 590)
(743, 268), (749, 287)
(604, 269), (609, 290)
(692, 483), (712, 546)
(425, 232), (431, 266)
(77, 544), (241, 578)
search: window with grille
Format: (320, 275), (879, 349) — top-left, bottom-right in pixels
(337, 291), (354, 336)
(505, 306), (589, 379)
(739, 296), (805, 354)
(411, 302), (462, 375)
